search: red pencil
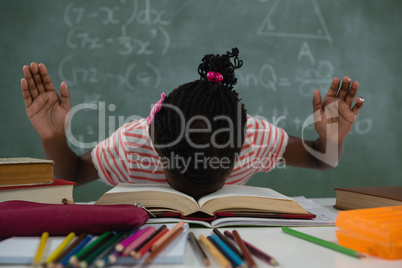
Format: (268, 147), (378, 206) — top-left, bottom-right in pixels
(133, 228), (169, 260)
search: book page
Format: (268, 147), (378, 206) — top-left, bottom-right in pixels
(109, 183), (193, 199)
(211, 196), (338, 227)
(107, 183), (197, 203)
(146, 218), (212, 228)
(290, 196), (338, 223)
(0, 157), (54, 165)
(198, 185), (292, 207)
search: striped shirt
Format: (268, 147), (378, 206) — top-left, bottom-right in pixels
(91, 115), (288, 186)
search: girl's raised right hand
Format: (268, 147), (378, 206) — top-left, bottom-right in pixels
(21, 63), (71, 141)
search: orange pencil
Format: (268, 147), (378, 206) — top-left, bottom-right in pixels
(145, 227), (184, 265)
(151, 221), (185, 251)
(133, 228), (169, 260)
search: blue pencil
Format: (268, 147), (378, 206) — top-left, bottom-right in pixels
(57, 234), (93, 267)
(209, 234), (245, 268)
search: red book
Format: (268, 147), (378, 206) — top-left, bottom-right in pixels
(0, 179), (76, 204)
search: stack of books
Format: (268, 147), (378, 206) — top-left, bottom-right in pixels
(0, 157), (75, 204)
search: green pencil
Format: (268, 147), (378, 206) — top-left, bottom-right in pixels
(282, 227), (364, 258)
(79, 232), (124, 268)
(69, 231), (111, 265)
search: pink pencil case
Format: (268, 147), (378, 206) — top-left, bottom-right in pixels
(0, 201), (149, 237)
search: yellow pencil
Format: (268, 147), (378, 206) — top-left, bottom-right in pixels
(199, 235), (231, 268)
(45, 232), (76, 264)
(33, 231), (49, 266)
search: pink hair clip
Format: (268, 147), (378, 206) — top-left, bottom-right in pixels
(207, 71), (224, 83)
(147, 92), (165, 126)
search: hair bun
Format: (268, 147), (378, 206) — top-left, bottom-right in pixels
(198, 47), (243, 89)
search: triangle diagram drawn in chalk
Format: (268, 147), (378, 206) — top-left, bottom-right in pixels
(257, 0), (332, 43)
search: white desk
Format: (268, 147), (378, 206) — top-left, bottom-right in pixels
(2, 199), (401, 268)
(138, 198), (402, 268)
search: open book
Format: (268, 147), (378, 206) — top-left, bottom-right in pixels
(95, 183), (311, 218)
(147, 196), (338, 228)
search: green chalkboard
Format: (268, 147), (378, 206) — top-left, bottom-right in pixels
(1, 0), (401, 202)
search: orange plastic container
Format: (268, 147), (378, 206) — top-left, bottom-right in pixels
(335, 206), (402, 259)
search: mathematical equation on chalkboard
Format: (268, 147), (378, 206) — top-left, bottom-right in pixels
(58, 55), (161, 89)
(63, 0), (171, 56)
(60, 0), (336, 95)
(58, 0), (373, 147)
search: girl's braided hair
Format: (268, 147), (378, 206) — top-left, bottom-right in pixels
(152, 48), (247, 198)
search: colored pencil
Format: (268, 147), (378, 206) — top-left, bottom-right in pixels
(145, 226), (184, 265)
(33, 231), (49, 267)
(188, 232), (210, 266)
(121, 226), (156, 256)
(107, 250), (121, 264)
(282, 227), (365, 258)
(95, 231), (131, 268)
(209, 234), (245, 268)
(78, 232), (116, 263)
(151, 220), (185, 251)
(213, 228), (243, 259)
(52, 233), (88, 265)
(45, 232), (76, 264)
(79, 232), (125, 268)
(133, 228), (169, 260)
(61, 198), (75, 205)
(114, 229), (141, 252)
(232, 230), (258, 268)
(130, 225), (167, 255)
(69, 231), (112, 266)
(224, 231), (278, 266)
(199, 234), (231, 268)
(57, 234), (93, 268)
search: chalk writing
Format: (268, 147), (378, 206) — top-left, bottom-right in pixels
(237, 64), (278, 91)
(257, 0), (332, 43)
(63, 0), (171, 55)
(298, 42), (316, 65)
(296, 61), (334, 97)
(58, 55), (161, 89)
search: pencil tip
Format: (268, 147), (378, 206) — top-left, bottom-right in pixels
(356, 252), (365, 258)
(271, 259), (279, 266)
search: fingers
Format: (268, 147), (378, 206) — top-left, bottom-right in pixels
(38, 63), (56, 91)
(23, 65), (39, 99)
(60, 82), (71, 111)
(352, 97), (364, 115)
(30, 62), (46, 94)
(337, 76), (351, 100)
(21, 78), (32, 108)
(345, 81), (359, 107)
(312, 89), (323, 120)
(326, 76), (360, 107)
(326, 77), (340, 98)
